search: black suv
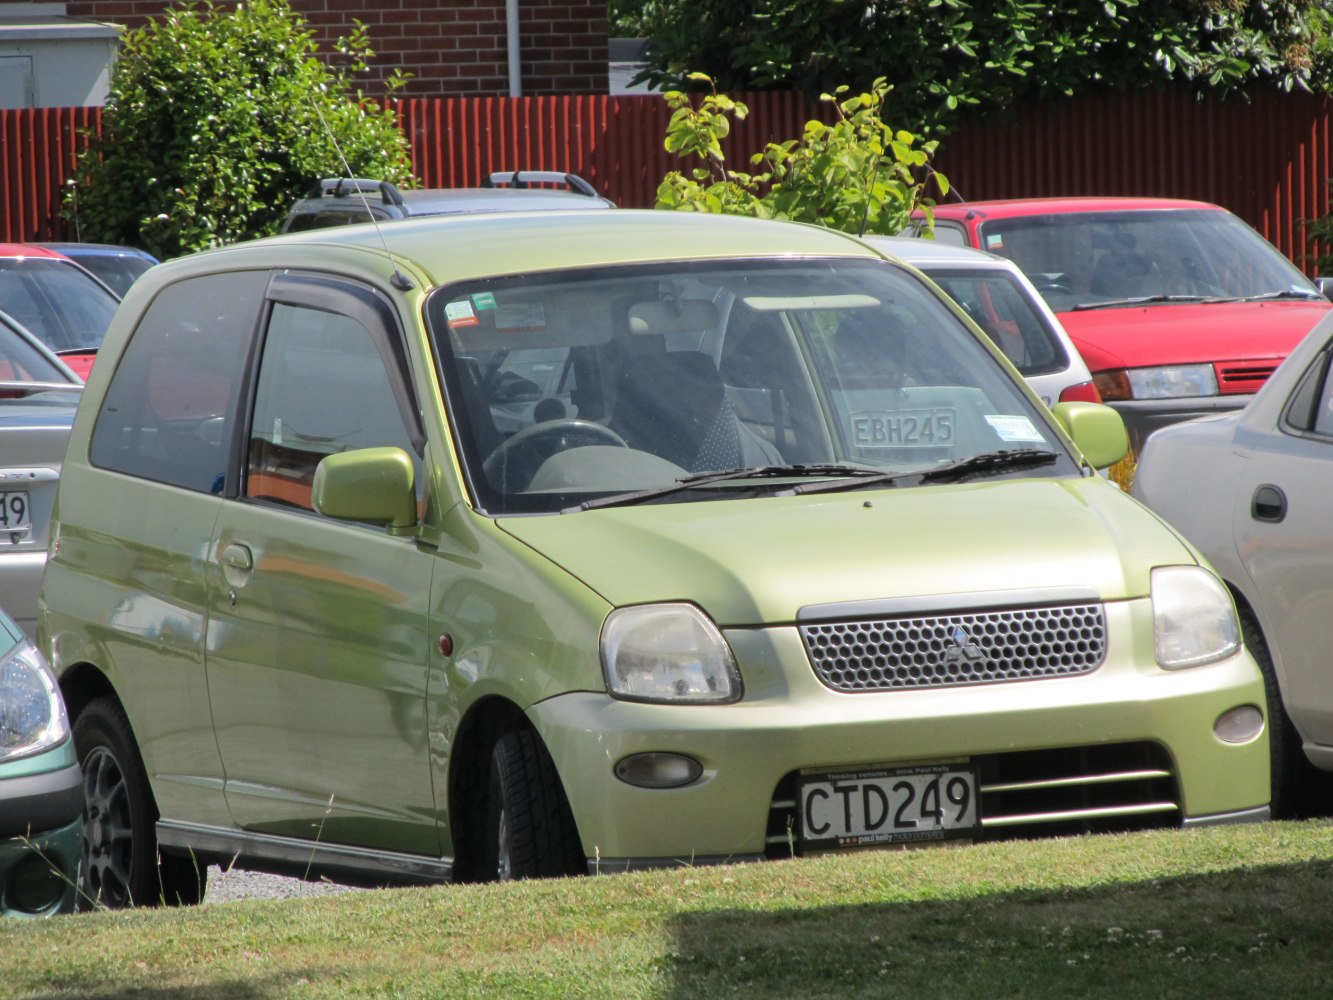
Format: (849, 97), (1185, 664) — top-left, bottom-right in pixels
(281, 171), (615, 232)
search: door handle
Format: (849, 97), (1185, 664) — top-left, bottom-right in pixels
(1251, 484), (1287, 523)
(222, 543), (253, 571)
(220, 542), (254, 590)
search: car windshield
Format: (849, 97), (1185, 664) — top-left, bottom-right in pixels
(0, 258), (119, 352)
(918, 267), (1070, 377)
(975, 209), (1318, 312)
(71, 255), (151, 298)
(428, 258), (1078, 515)
(0, 317), (78, 388)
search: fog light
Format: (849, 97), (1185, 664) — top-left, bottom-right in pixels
(8, 851), (67, 915)
(1215, 705), (1264, 744)
(614, 752), (703, 789)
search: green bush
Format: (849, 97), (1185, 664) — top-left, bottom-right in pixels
(634, 0), (1333, 134)
(66, 0), (412, 258)
(656, 75), (947, 237)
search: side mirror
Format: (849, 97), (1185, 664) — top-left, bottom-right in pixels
(1049, 401), (1129, 470)
(1316, 277), (1333, 303)
(312, 447), (418, 534)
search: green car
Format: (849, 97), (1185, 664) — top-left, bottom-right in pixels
(38, 210), (1269, 907)
(0, 605), (81, 917)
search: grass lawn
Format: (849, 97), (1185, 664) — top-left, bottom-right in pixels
(6, 819), (1333, 999)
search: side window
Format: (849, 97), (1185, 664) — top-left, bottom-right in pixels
(89, 271), (264, 492)
(246, 302), (421, 512)
(930, 223), (969, 247)
(1287, 347), (1333, 437)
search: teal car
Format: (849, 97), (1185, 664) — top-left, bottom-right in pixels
(38, 210), (1270, 907)
(1, 605), (81, 917)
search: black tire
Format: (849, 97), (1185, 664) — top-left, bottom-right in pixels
(1239, 609), (1333, 819)
(73, 697), (207, 908)
(482, 729), (584, 882)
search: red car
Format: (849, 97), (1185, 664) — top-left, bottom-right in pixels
(0, 244), (121, 381)
(920, 198), (1333, 444)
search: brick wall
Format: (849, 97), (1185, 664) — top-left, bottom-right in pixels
(64, 0), (608, 96)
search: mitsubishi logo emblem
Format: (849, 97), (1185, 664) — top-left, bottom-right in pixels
(942, 625), (986, 665)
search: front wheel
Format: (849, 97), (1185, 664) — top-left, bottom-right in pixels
(483, 729), (584, 882)
(1239, 609), (1333, 819)
(73, 697), (207, 908)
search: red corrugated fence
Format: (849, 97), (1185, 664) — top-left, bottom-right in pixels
(4, 87), (1333, 269)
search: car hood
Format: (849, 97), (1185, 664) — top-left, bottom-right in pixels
(497, 478), (1191, 626)
(1057, 299), (1330, 372)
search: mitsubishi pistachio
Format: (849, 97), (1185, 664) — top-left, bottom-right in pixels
(38, 210), (1269, 906)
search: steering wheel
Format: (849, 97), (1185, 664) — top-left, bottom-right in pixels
(483, 418), (628, 487)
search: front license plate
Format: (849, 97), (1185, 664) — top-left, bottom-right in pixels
(799, 763), (979, 849)
(849, 408), (956, 448)
(0, 491), (30, 536)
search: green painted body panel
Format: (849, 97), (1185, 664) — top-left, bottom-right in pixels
(498, 476), (1182, 624)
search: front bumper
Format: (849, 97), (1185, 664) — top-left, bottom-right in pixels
(531, 607), (1269, 868)
(1108, 395), (1250, 449)
(0, 755), (83, 917)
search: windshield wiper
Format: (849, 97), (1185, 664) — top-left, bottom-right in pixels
(563, 463), (882, 513)
(1235, 288), (1326, 303)
(782, 449), (1060, 496)
(1070, 294), (1236, 311)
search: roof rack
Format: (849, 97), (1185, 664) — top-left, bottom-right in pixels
(308, 178), (406, 206)
(481, 171), (600, 198)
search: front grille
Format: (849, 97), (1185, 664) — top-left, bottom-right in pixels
(1217, 362), (1277, 395)
(764, 741), (1180, 858)
(800, 603), (1106, 693)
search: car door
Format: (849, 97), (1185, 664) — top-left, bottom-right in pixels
(204, 272), (439, 856)
(1233, 338), (1333, 744)
(62, 269), (266, 826)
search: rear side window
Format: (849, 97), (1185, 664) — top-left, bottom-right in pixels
(89, 271), (264, 493)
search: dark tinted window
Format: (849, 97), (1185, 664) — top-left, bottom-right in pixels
(90, 271), (264, 492)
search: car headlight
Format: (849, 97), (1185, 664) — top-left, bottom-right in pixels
(1152, 565), (1240, 669)
(1094, 364), (1218, 401)
(602, 603), (741, 704)
(0, 641), (69, 763)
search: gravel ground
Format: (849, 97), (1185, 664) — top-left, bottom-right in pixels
(204, 865), (362, 904)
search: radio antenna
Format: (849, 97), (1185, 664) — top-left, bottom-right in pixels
(308, 95), (415, 291)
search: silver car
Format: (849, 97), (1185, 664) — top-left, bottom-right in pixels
(0, 312), (81, 635)
(865, 237), (1099, 407)
(1133, 310), (1333, 817)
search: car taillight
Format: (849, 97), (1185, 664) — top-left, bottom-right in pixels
(1057, 380), (1103, 404)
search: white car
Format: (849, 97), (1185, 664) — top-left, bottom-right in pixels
(866, 237), (1099, 407)
(1133, 309), (1333, 817)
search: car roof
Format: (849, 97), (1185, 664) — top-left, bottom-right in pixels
(39, 242), (159, 262)
(0, 243), (69, 260)
(929, 197), (1229, 221)
(396, 188), (614, 215)
(181, 210), (885, 288)
(862, 235), (1014, 268)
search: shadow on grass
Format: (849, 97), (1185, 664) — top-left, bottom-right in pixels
(664, 859), (1333, 1000)
(20, 978), (290, 1000)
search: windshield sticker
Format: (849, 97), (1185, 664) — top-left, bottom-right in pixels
(445, 300), (478, 328)
(985, 414), (1045, 443)
(495, 303), (547, 332)
(472, 292), (498, 311)
(984, 233), (1004, 250)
